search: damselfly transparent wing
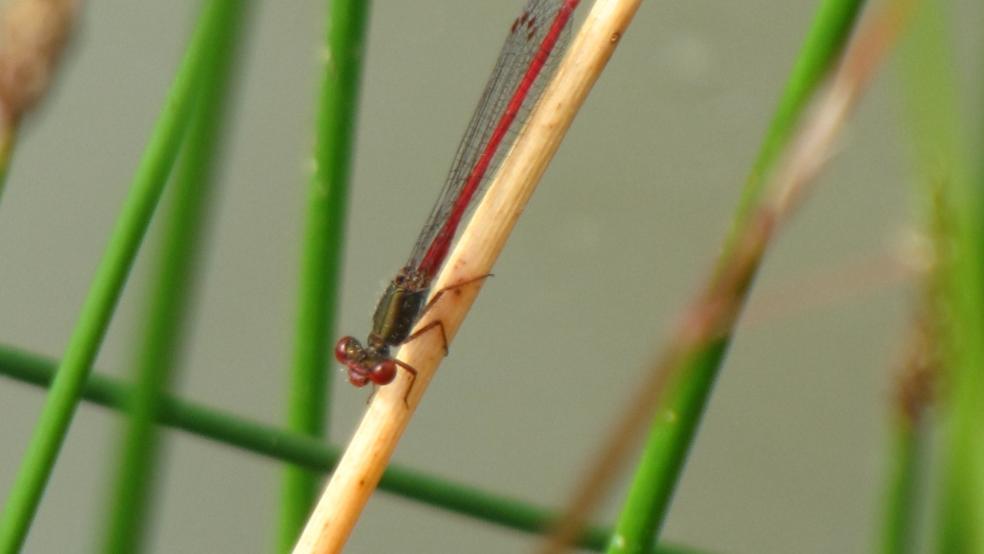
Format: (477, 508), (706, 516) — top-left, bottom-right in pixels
(406, 0), (575, 277)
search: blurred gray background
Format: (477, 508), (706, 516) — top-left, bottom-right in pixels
(0, 1), (979, 552)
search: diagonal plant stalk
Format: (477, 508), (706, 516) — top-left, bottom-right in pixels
(731, 0), (867, 226)
(879, 181), (943, 553)
(601, 1), (914, 551)
(541, 1), (867, 551)
(934, 116), (984, 552)
(878, 19), (956, 541)
(879, 309), (934, 554)
(897, 1), (984, 551)
(0, 345), (708, 554)
(881, 421), (926, 554)
(278, 1), (370, 550)
(293, 1), (645, 551)
(98, 5), (250, 553)
(0, 1), (244, 551)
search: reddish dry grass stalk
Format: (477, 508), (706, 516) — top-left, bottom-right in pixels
(540, 1), (919, 551)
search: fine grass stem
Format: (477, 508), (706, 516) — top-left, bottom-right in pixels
(898, 1), (984, 550)
(878, 300), (936, 554)
(0, 345), (707, 553)
(278, 1), (370, 550)
(540, 1), (867, 551)
(880, 418), (926, 554)
(98, 5), (250, 553)
(0, 2), (243, 551)
(603, 1), (912, 551)
(732, 0), (868, 229)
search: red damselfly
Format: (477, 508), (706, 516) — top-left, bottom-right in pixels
(335, 0), (580, 390)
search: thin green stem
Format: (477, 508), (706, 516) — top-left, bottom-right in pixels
(0, 345), (705, 554)
(880, 419), (924, 554)
(605, 343), (726, 554)
(732, 0), (867, 235)
(937, 135), (984, 554)
(606, 1), (865, 552)
(897, 2), (983, 552)
(878, 303), (934, 554)
(99, 5), (250, 553)
(278, 0), (370, 549)
(0, 2), (242, 551)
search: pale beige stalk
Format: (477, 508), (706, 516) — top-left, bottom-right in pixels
(292, 0), (643, 552)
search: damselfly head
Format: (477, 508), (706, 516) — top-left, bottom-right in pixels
(335, 336), (398, 387)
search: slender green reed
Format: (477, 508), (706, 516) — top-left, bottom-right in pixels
(0, 2), (243, 551)
(880, 418), (924, 554)
(876, 14), (956, 539)
(936, 116), (984, 552)
(99, 5), (250, 553)
(0, 345), (712, 553)
(606, 1), (866, 551)
(898, 1), (984, 551)
(278, 1), (370, 549)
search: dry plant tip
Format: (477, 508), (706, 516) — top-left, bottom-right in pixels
(0, 0), (80, 127)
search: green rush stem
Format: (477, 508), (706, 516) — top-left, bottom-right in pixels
(880, 418), (924, 554)
(0, 2), (243, 551)
(897, 1), (984, 551)
(606, 1), (866, 552)
(278, 0), (370, 550)
(732, 0), (867, 233)
(605, 344), (724, 554)
(935, 147), (984, 554)
(99, 5), (250, 554)
(0, 345), (707, 554)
